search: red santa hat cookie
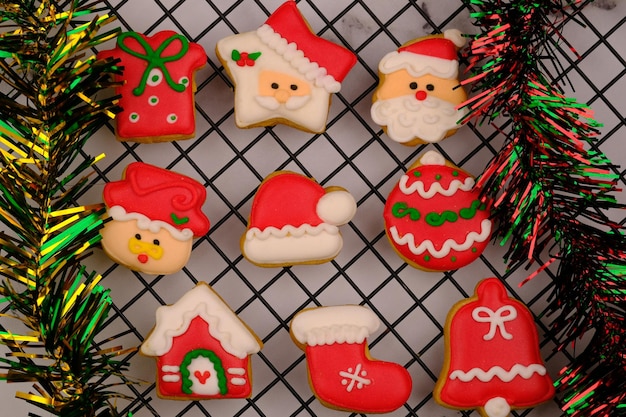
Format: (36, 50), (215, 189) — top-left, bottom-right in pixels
(216, 0), (357, 133)
(101, 162), (209, 275)
(141, 282), (262, 400)
(383, 151), (491, 271)
(434, 278), (555, 416)
(290, 305), (412, 413)
(242, 171), (357, 267)
(371, 29), (469, 145)
(98, 30), (206, 143)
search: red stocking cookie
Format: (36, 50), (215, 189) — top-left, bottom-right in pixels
(141, 282), (262, 400)
(101, 162), (210, 275)
(384, 150), (491, 271)
(216, 0), (357, 133)
(371, 30), (468, 145)
(98, 30), (206, 142)
(290, 306), (412, 413)
(242, 171), (356, 267)
(434, 278), (555, 416)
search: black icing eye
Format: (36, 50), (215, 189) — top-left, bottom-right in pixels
(271, 82), (279, 89)
(409, 82), (418, 90)
(153, 239), (160, 246)
(290, 84), (298, 91)
(134, 233), (141, 240)
(426, 84), (435, 91)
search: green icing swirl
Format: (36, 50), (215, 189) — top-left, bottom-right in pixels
(392, 199), (486, 227)
(392, 202), (420, 220)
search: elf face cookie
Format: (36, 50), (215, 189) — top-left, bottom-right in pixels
(141, 282), (262, 400)
(383, 151), (491, 271)
(216, 0), (357, 133)
(434, 278), (555, 416)
(97, 30), (206, 142)
(290, 306), (412, 413)
(371, 30), (468, 145)
(242, 171), (357, 267)
(101, 162), (210, 275)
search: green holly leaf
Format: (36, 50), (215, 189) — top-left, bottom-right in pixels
(248, 51), (262, 61)
(171, 213), (189, 225)
(231, 49), (241, 61)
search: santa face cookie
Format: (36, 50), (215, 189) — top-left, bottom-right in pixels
(98, 30), (206, 142)
(242, 171), (356, 267)
(216, 0), (357, 133)
(434, 278), (555, 416)
(141, 282), (262, 400)
(384, 151), (491, 271)
(371, 30), (468, 145)
(101, 162), (210, 275)
(290, 306), (412, 413)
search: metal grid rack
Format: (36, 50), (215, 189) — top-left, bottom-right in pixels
(4, 1), (625, 416)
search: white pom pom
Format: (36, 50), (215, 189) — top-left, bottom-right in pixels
(444, 29), (466, 48)
(316, 190), (357, 226)
(419, 150), (446, 166)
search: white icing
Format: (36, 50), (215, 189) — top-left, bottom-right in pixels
(484, 397), (511, 417)
(444, 29), (466, 48)
(398, 175), (475, 198)
(179, 76), (189, 86)
(148, 95), (159, 106)
(161, 365), (180, 372)
(227, 368), (246, 375)
(291, 305), (380, 346)
(243, 224), (343, 265)
(378, 50), (459, 79)
(129, 112), (140, 123)
(216, 31), (332, 133)
(472, 306), (517, 341)
(255, 94), (311, 111)
(147, 68), (163, 86)
(419, 150), (445, 166)
(316, 191), (357, 226)
(230, 377), (247, 386)
(186, 356), (220, 395)
(339, 363), (371, 392)
(256, 25), (342, 93)
(166, 113), (178, 124)
(140, 283), (262, 359)
(108, 205), (194, 241)
(162, 374), (180, 382)
(449, 363), (547, 382)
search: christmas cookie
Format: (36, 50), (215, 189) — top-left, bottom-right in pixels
(216, 0), (357, 133)
(98, 30), (206, 142)
(100, 162), (210, 275)
(434, 278), (555, 416)
(141, 282), (263, 400)
(383, 150), (491, 271)
(290, 305), (412, 413)
(371, 29), (468, 145)
(242, 171), (357, 267)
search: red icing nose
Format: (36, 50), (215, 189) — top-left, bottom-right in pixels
(415, 90), (427, 101)
(137, 254), (149, 264)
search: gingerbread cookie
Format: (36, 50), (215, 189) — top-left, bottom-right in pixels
(434, 278), (555, 416)
(141, 282), (263, 400)
(242, 171), (357, 267)
(98, 30), (206, 142)
(371, 29), (468, 145)
(216, 0), (357, 133)
(290, 305), (412, 413)
(383, 151), (491, 271)
(100, 162), (209, 275)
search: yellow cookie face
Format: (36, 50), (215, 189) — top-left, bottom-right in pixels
(100, 219), (193, 275)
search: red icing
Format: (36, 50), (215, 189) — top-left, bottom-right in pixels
(304, 341), (411, 413)
(156, 316), (252, 399)
(383, 163), (490, 271)
(264, 1), (356, 83)
(248, 172), (325, 231)
(137, 254), (149, 264)
(97, 30), (206, 141)
(436, 278), (555, 411)
(398, 37), (458, 61)
(103, 162), (210, 236)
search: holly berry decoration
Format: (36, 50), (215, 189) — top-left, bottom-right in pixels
(231, 49), (261, 67)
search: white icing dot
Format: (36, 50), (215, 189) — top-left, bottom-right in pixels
(129, 112), (140, 123)
(179, 76), (189, 87)
(147, 68), (163, 86)
(166, 113), (178, 124)
(419, 150), (446, 166)
(148, 95), (159, 106)
(484, 397), (511, 417)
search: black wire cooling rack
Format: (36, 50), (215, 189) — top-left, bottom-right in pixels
(5, 1), (625, 416)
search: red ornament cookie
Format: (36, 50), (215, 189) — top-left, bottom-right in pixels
(383, 150), (491, 271)
(98, 30), (206, 142)
(141, 282), (262, 400)
(101, 162), (210, 275)
(290, 306), (412, 413)
(434, 278), (555, 416)
(242, 171), (356, 267)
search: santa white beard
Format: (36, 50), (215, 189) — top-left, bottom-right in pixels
(371, 94), (468, 143)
